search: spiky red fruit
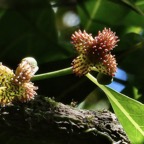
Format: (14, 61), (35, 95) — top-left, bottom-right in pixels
(71, 30), (94, 55)
(71, 28), (119, 77)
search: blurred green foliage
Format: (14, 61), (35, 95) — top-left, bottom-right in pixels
(0, 0), (144, 143)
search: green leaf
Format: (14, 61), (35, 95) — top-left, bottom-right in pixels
(104, 86), (144, 144)
(119, 1), (144, 28)
(108, 0), (144, 15)
(86, 73), (144, 144)
(77, 0), (131, 31)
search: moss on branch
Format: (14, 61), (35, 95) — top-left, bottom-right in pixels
(0, 96), (130, 144)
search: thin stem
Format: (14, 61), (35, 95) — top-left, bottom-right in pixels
(32, 67), (73, 81)
(86, 73), (101, 87)
(86, 73), (108, 93)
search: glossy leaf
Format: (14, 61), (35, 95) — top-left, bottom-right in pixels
(78, 0), (131, 32)
(104, 86), (144, 144)
(86, 73), (144, 144)
(108, 0), (144, 15)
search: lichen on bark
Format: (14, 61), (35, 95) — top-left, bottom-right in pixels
(0, 96), (130, 144)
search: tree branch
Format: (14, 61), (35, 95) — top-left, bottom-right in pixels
(0, 96), (130, 144)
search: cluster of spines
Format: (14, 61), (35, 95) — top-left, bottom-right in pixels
(71, 30), (94, 55)
(0, 57), (38, 106)
(13, 57), (38, 86)
(71, 28), (119, 77)
(72, 55), (92, 76)
(95, 28), (119, 51)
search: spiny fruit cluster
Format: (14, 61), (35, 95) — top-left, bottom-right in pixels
(71, 28), (119, 77)
(0, 57), (38, 106)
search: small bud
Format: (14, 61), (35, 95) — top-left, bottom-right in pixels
(97, 73), (113, 85)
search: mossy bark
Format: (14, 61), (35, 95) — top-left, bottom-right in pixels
(0, 96), (130, 144)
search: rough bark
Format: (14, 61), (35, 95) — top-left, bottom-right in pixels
(0, 96), (130, 144)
